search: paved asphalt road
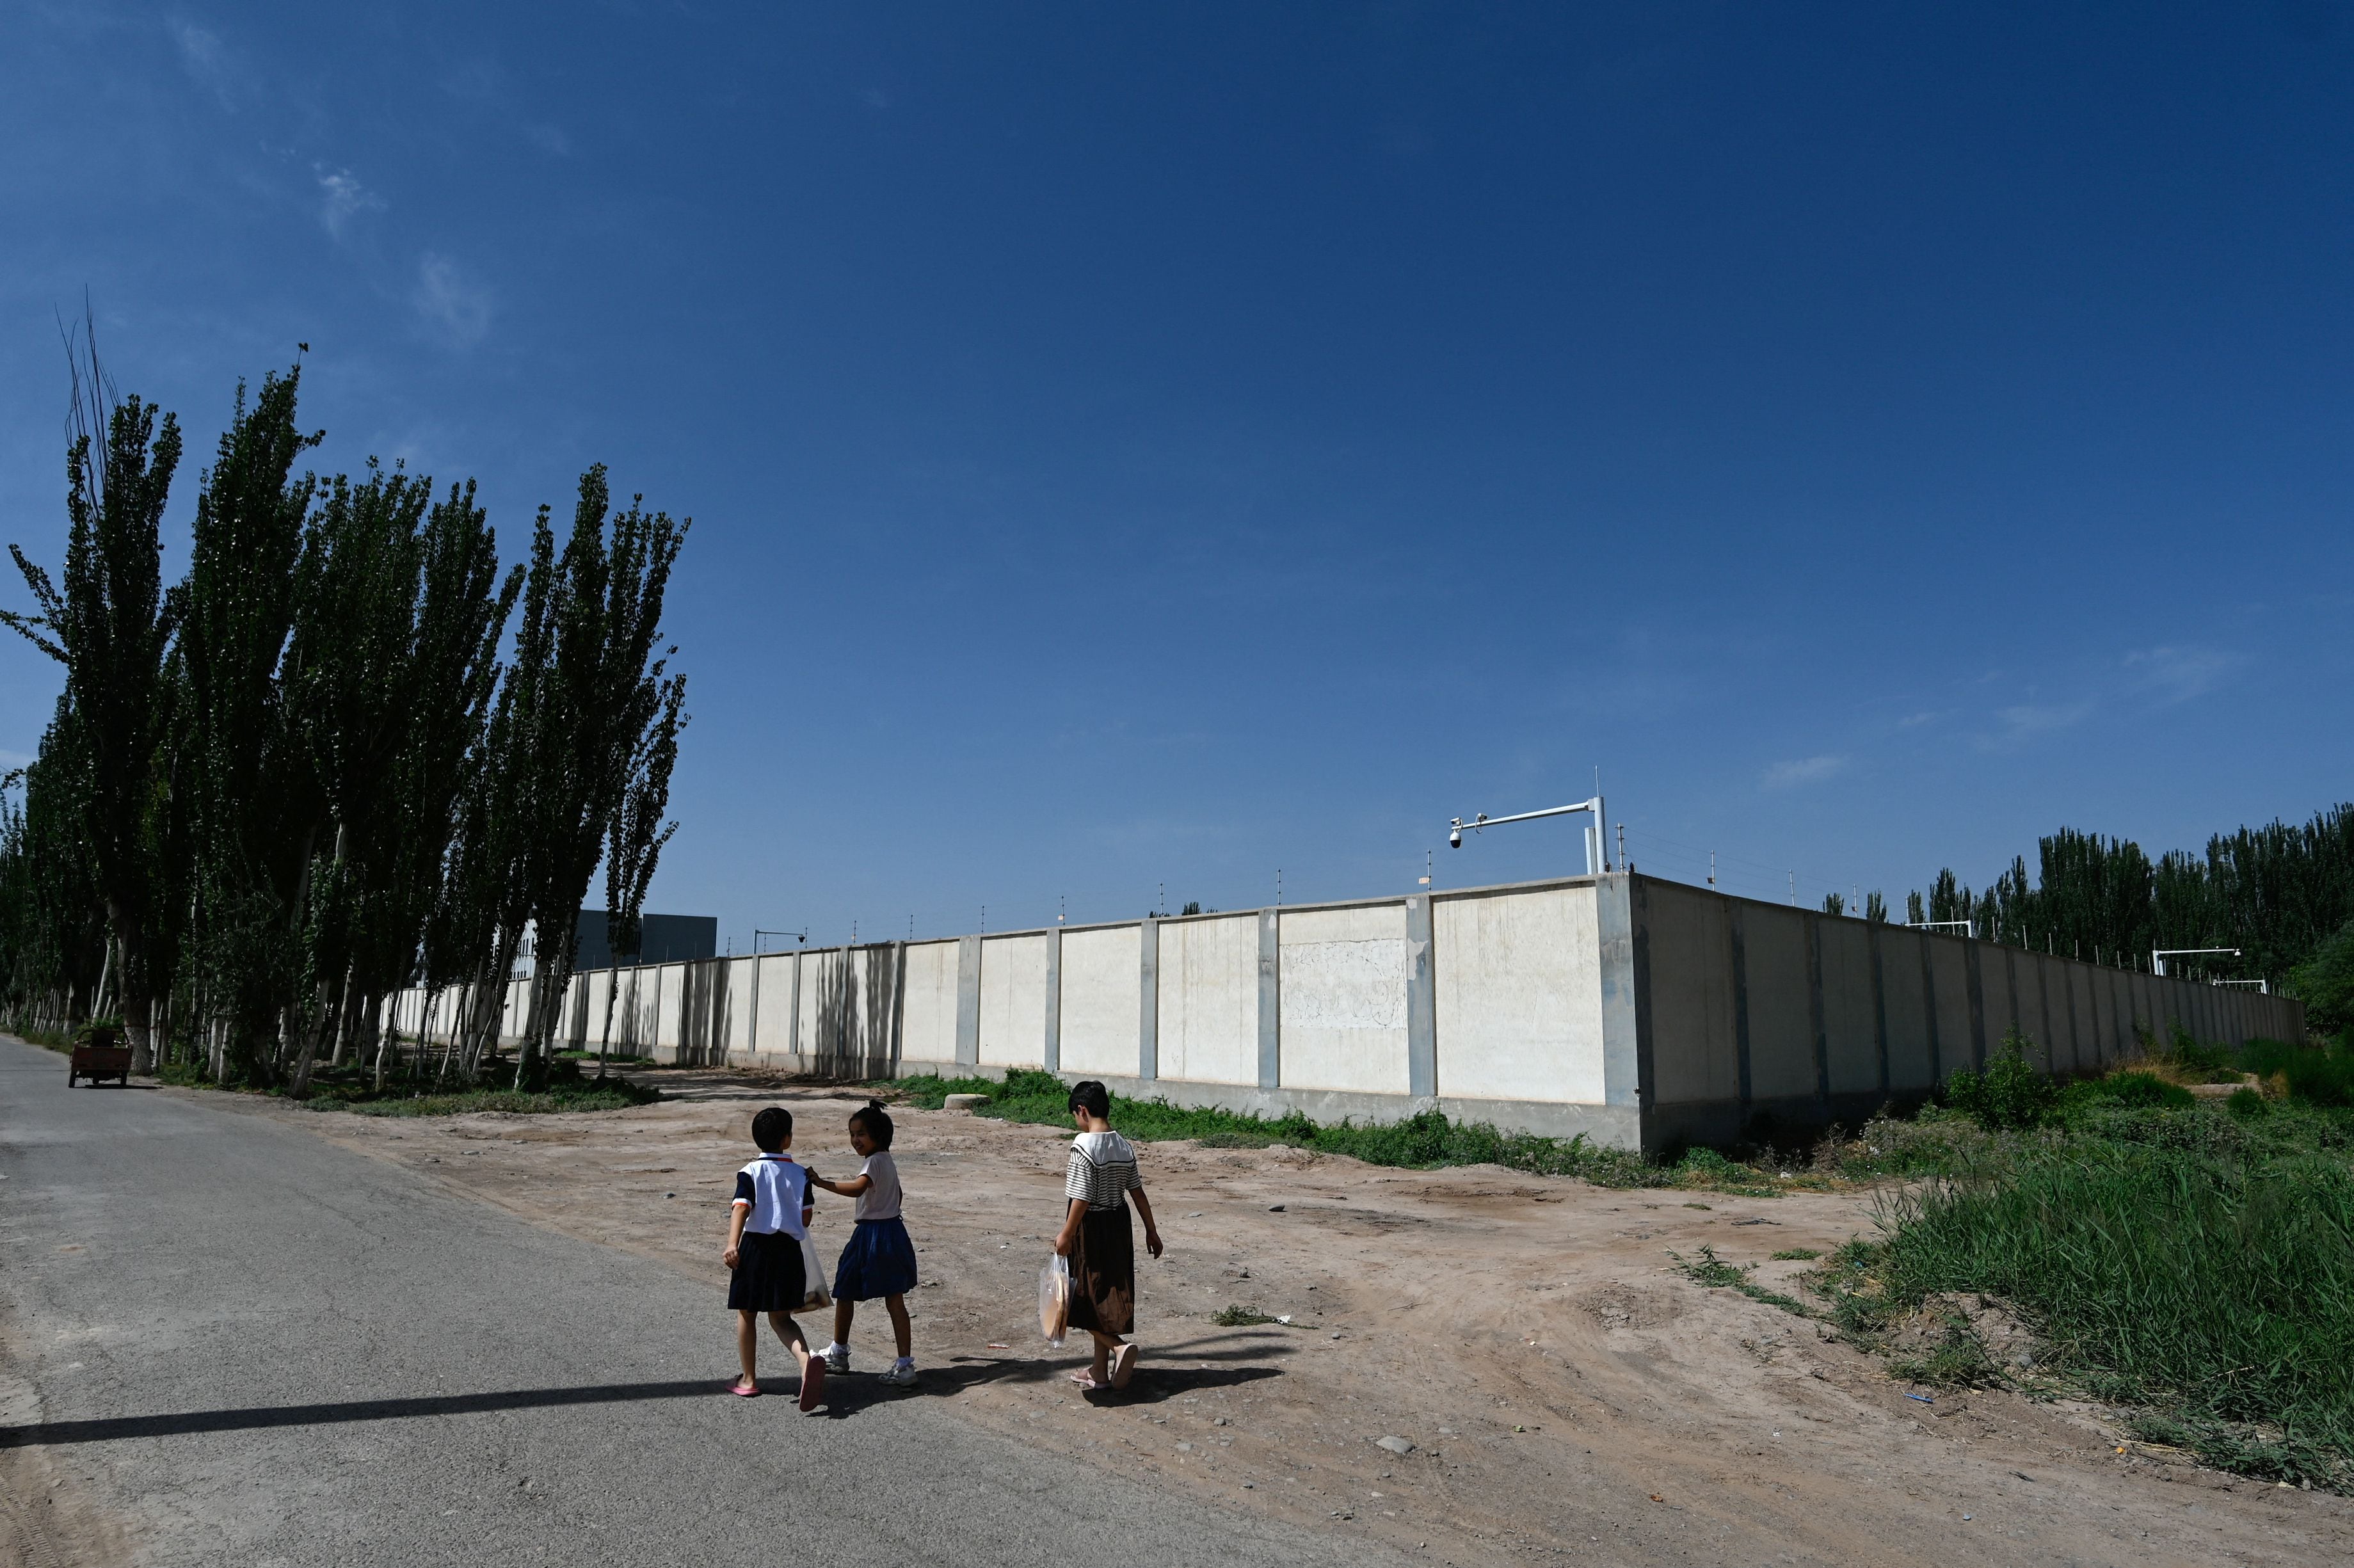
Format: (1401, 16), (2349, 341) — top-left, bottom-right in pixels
(0, 1036), (1404, 1567)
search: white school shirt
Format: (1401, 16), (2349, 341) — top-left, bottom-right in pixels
(851, 1151), (902, 1222)
(732, 1154), (814, 1237)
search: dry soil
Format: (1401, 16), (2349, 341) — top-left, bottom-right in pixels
(232, 1071), (2354, 1566)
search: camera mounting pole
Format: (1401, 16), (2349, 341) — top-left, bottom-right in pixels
(1448, 795), (1608, 876)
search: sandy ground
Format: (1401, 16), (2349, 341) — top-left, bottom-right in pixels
(196, 1071), (2353, 1566)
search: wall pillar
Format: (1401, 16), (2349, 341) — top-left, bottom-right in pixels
(1405, 894), (1436, 1100)
(1137, 918), (1158, 1081)
(1596, 874), (1644, 1110)
(1256, 909), (1280, 1091)
(1043, 926), (1062, 1074)
(954, 935), (981, 1067)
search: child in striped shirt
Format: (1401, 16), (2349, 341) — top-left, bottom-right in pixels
(1052, 1080), (1164, 1391)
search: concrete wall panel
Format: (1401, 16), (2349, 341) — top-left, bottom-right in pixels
(1059, 925), (1142, 1077)
(1818, 918), (1880, 1095)
(1739, 906), (1817, 1101)
(1277, 903), (1411, 1096)
(898, 943), (959, 1064)
(1981, 950), (2021, 1057)
(1156, 916), (1259, 1085)
(977, 934), (1049, 1068)
(653, 964), (685, 1052)
(1641, 882), (1739, 1107)
(1878, 927), (1935, 1091)
(1927, 937), (1974, 1080)
(745, 956), (789, 1055)
(723, 958), (757, 1060)
(1436, 885), (1606, 1104)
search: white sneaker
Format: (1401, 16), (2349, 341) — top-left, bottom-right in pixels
(878, 1362), (918, 1388)
(821, 1346), (849, 1375)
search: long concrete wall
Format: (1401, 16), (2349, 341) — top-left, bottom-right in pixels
(384, 873), (2307, 1153)
(1632, 877), (2309, 1147)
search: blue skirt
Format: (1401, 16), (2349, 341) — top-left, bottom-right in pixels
(833, 1217), (919, 1300)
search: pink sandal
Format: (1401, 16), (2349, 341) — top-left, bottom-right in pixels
(728, 1378), (762, 1398)
(799, 1357), (827, 1412)
(1068, 1370), (1109, 1389)
(1110, 1343), (1139, 1389)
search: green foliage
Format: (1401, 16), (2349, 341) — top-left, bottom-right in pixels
(2290, 918), (2354, 1035)
(1819, 1137), (2354, 1490)
(1907, 808), (2354, 990)
(1210, 1305), (1280, 1327)
(887, 1068), (1668, 1186)
(72, 1016), (125, 1050)
(1770, 1247), (1822, 1261)
(2242, 1035), (2354, 1108)
(0, 344), (690, 1098)
(1670, 1245), (1811, 1315)
(2060, 1070), (2195, 1115)
(1942, 1030), (2060, 1130)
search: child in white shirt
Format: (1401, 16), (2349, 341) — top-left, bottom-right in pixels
(810, 1100), (919, 1386)
(722, 1105), (826, 1411)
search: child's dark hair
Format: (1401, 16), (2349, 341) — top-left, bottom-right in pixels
(849, 1099), (895, 1149)
(751, 1105), (792, 1152)
(1068, 1079), (1110, 1119)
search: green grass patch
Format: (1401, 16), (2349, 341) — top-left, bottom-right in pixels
(1210, 1305), (1283, 1327)
(1816, 1138), (2354, 1490)
(1770, 1247), (1822, 1261)
(145, 1053), (662, 1116)
(884, 1068), (1675, 1185)
(1670, 1245), (1813, 1316)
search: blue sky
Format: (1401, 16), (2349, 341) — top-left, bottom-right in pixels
(3, 3), (2350, 948)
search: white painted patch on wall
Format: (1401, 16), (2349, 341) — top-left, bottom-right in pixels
(1279, 939), (1408, 1031)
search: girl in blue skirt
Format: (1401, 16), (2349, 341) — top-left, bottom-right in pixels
(810, 1101), (920, 1386)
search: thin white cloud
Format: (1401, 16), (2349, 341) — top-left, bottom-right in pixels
(316, 168), (384, 239)
(525, 123), (571, 155)
(168, 18), (241, 107)
(412, 253), (492, 348)
(1763, 755), (1846, 789)
(2124, 645), (2243, 705)
(1982, 700), (2094, 750)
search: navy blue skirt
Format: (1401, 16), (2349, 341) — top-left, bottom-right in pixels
(833, 1217), (919, 1300)
(727, 1229), (807, 1313)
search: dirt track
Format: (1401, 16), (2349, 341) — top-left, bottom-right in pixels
(257, 1071), (2351, 1567)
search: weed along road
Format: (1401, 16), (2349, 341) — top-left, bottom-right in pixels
(0, 1036), (1410, 1568)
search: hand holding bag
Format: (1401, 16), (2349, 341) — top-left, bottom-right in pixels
(1039, 1254), (1071, 1347)
(799, 1232), (833, 1313)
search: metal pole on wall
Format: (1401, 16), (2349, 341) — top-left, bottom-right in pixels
(1446, 794), (1608, 874)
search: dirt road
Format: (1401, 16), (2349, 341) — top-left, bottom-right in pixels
(264, 1071), (2351, 1565)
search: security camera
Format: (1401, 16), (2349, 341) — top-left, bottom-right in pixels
(1448, 825), (1462, 849)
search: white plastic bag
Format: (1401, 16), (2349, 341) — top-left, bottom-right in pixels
(1039, 1254), (1071, 1347)
(798, 1233), (833, 1313)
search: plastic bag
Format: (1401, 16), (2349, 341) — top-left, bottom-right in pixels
(798, 1233), (833, 1313)
(1039, 1254), (1071, 1347)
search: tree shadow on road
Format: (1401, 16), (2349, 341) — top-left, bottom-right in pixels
(0, 1379), (724, 1448)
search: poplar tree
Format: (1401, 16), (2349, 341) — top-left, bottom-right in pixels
(1, 327), (180, 1068)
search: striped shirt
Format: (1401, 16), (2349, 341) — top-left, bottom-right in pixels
(1065, 1131), (1143, 1212)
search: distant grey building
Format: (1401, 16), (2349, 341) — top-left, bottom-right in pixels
(571, 911), (719, 971)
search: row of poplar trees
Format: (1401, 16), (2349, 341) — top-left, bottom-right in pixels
(1818, 812), (2354, 989)
(0, 334), (687, 1092)
(1896, 810), (2354, 985)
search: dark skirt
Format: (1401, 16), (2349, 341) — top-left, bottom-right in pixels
(1066, 1204), (1135, 1337)
(833, 1217), (920, 1301)
(727, 1229), (808, 1313)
